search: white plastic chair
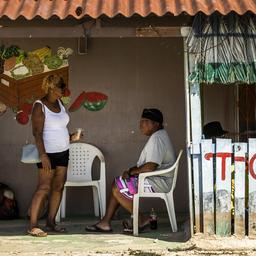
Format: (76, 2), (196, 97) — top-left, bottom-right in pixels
(133, 150), (183, 236)
(59, 143), (106, 220)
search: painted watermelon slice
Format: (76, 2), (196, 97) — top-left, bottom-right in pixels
(83, 92), (108, 111)
(68, 91), (86, 112)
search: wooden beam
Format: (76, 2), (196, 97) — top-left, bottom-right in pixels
(234, 143), (247, 238)
(201, 139), (215, 235)
(0, 25), (182, 38)
(136, 27), (181, 37)
(215, 139), (232, 236)
(190, 83), (203, 233)
(248, 139), (256, 238)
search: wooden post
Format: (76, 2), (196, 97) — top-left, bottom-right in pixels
(201, 139), (215, 234)
(215, 138), (232, 236)
(182, 26), (194, 237)
(190, 83), (202, 233)
(234, 143), (247, 237)
(248, 139), (256, 238)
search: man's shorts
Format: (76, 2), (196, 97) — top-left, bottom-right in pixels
(36, 150), (69, 170)
(115, 176), (154, 200)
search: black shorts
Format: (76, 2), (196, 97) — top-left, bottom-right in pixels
(36, 150), (69, 170)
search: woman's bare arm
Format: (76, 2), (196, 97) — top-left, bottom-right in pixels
(32, 103), (46, 156)
(32, 103), (51, 172)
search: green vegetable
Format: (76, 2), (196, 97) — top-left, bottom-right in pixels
(11, 65), (30, 80)
(2, 45), (20, 59)
(16, 54), (25, 64)
(44, 55), (63, 69)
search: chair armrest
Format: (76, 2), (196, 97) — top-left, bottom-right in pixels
(137, 166), (176, 194)
(137, 150), (183, 195)
(99, 161), (106, 179)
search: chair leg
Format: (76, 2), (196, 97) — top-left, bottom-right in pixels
(55, 206), (61, 222)
(133, 194), (139, 236)
(99, 182), (106, 217)
(61, 186), (67, 219)
(165, 194), (178, 232)
(97, 184), (104, 219)
(92, 186), (100, 217)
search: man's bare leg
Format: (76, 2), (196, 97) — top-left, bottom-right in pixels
(93, 182), (120, 230)
(90, 183), (148, 231)
(112, 185), (149, 226)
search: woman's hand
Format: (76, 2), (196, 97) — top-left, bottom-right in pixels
(70, 133), (77, 142)
(41, 154), (51, 173)
(70, 132), (84, 142)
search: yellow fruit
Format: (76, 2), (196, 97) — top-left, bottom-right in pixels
(31, 47), (51, 61)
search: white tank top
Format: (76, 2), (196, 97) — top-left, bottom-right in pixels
(34, 100), (70, 153)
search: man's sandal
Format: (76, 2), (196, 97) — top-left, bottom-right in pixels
(85, 224), (113, 233)
(122, 219), (150, 233)
(27, 228), (47, 237)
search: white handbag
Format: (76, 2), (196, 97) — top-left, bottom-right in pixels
(21, 143), (41, 164)
(21, 102), (44, 164)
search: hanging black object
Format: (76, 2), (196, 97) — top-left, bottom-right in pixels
(78, 23), (89, 55)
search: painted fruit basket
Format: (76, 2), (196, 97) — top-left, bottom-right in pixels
(0, 65), (69, 109)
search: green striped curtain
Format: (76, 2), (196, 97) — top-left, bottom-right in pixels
(187, 13), (256, 85)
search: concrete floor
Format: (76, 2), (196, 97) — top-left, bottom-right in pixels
(1, 216), (256, 255)
(0, 215), (191, 256)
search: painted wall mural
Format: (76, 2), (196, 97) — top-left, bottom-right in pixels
(0, 44), (107, 125)
(83, 92), (108, 111)
(0, 45), (73, 125)
(69, 91), (108, 112)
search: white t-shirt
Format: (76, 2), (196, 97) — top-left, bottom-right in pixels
(137, 129), (175, 169)
(137, 129), (176, 192)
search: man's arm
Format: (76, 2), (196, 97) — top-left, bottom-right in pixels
(122, 162), (158, 179)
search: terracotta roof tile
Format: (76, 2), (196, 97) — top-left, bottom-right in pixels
(0, 0), (255, 20)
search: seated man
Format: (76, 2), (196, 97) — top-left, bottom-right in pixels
(86, 108), (176, 233)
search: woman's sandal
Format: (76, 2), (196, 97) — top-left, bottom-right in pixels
(45, 225), (67, 233)
(27, 227), (47, 237)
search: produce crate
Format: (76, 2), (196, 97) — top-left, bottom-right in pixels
(0, 66), (69, 109)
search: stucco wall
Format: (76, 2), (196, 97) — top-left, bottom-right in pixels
(0, 37), (188, 217)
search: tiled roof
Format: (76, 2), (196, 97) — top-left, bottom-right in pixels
(0, 0), (255, 20)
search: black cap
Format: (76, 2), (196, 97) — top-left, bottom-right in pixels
(203, 121), (228, 139)
(141, 108), (163, 124)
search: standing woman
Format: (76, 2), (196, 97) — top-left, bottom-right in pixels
(27, 74), (76, 237)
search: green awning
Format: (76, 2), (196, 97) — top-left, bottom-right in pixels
(187, 13), (256, 85)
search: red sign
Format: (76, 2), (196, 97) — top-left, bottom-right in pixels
(204, 153), (256, 180)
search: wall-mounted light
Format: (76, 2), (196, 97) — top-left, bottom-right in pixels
(77, 23), (88, 55)
(77, 21), (95, 55)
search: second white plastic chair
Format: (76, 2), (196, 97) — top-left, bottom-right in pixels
(133, 150), (183, 236)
